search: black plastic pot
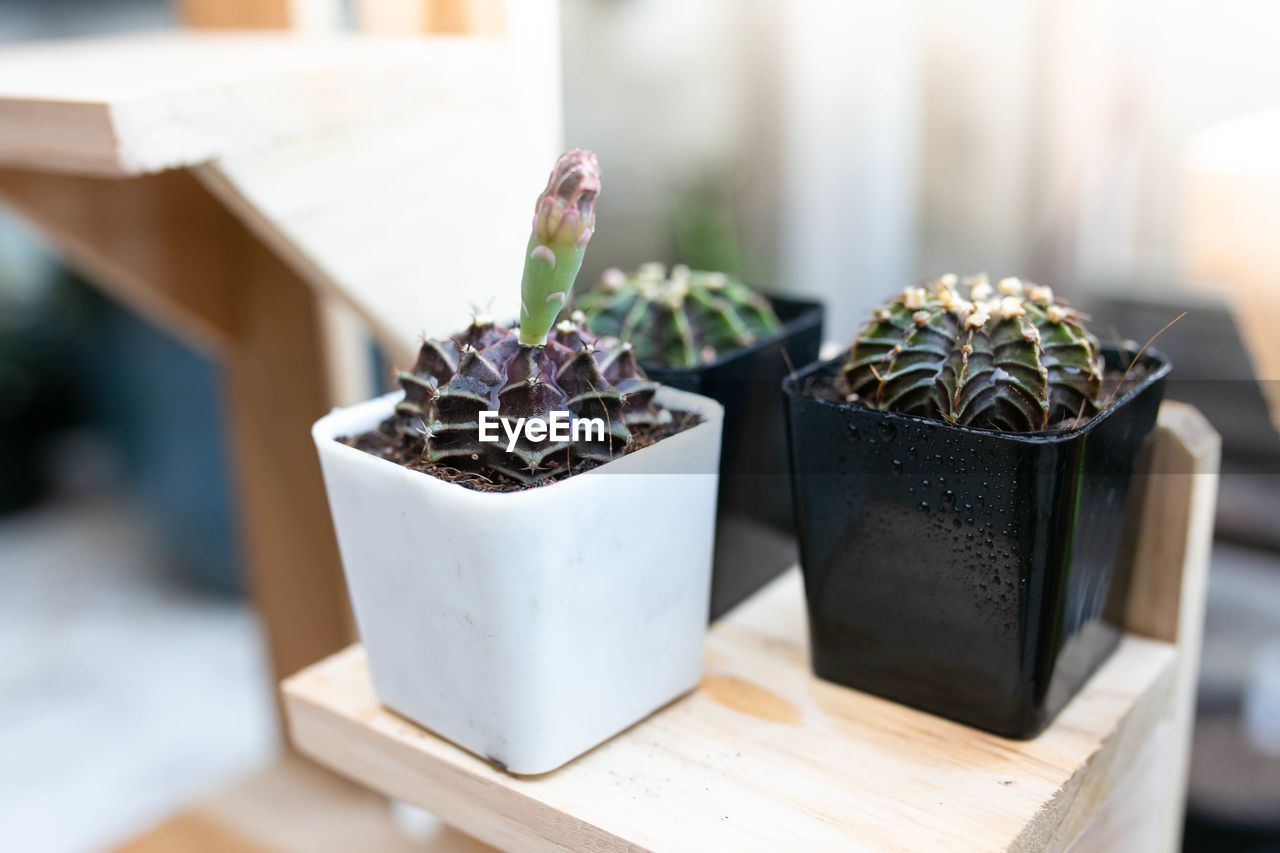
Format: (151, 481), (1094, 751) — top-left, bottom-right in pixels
(782, 346), (1171, 737)
(644, 295), (824, 619)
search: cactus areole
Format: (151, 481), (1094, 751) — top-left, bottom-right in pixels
(577, 263), (781, 367)
(388, 149), (676, 486)
(842, 274), (1105, 432)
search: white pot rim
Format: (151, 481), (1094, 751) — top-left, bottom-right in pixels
(312, 385), (725, 504)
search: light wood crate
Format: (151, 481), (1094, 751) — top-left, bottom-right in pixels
(282, 402), (1219, 852)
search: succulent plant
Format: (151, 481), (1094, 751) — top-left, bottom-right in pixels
(576, 263), (781, 367)
(842, 274), (1104, 432)
(393, 149), (660, 484)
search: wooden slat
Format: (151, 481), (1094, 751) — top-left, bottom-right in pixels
(282, 403), (1218, 852)
(0, 10), (559, 714)
(184, 0), (561, 348)
(1116, 401), (1221, 853)
(222, 228), (356, 688)
(0, 168), (240, 355)
(112, 756), (490, 853)
(0, 32), (513, 177)
(0, 20), (561, 350)
(285, 589), (1176, 852)
(0, 166), (354, 696)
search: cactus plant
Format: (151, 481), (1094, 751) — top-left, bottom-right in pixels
(842, 274), (1104, 432)
(392, 149), (660, 484)
(576, 263), (781, 368)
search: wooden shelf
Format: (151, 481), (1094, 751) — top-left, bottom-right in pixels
(287, 571), (1181, 851)
(0, 12), (560, 695)
(281, 403), (1220, 852)
(0, 30), (512, 177)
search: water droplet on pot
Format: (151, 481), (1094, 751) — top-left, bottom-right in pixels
(847, 425), (860, 443)
(941, 490), (956, 508)
(892, 459), (903, 474)
(908, 446), (918, 460)
(877, 421), (897, 441)
(919, 501), (930, 512)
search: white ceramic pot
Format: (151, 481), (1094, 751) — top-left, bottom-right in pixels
(311, 387), (723, 774)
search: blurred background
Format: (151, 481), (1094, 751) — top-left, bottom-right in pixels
(2, 0), (1279, 851)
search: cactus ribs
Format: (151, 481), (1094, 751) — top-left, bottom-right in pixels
(842, 274), (1107, 432)
(577, 263), (781, 368)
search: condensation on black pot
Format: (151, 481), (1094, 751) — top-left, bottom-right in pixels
(782, 346), (1171, 737)
(644, 295), (823, 621)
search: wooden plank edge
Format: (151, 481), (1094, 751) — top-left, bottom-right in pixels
(284, 638), (1179, 853)
(0, 34), (512, 178)
(1010, 643), (1179, 852)
(281, 655), (633, 852)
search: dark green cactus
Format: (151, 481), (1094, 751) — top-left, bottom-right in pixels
(393, 149), (659, 484)
(576, 263), (780, 367)
(843, 274), (1104, 431)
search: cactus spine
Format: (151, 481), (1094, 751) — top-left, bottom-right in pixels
(394, 150), (659, 484)
(843, 274), (1103, 431)
(577, 263), (780, 367)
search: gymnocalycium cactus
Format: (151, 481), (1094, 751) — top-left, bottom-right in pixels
(394, 149), (659, 484)
(843, 274), (1104, 432)
(577, 263), (781, 367)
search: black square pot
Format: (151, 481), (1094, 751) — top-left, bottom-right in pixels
(782, 346), (1171, 737)
(643, 295), (824, 619)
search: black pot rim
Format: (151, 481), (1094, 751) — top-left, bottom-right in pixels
(782, 343), (1172, 445)
(641, 293), (824, 376)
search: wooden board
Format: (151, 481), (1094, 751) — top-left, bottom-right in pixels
(112, 756), (492, 853)
(0, 32), (510, 177)
(0, 166), (356, 696)
(282, 402), (1218, 852)
(0, 9), (561, 696)
(0, 21), (562, 349)
(285, 589), (1176, 853)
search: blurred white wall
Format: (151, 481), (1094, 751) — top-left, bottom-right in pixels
(561, 0), (921, 341)
(563, 0), (1280, 335)
(920, 0), (1280, 295)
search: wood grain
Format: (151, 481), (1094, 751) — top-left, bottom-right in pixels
(0, 32), (515, 177)
(1117, 401), (1220, 853)
(282, 403), (1218, 852)
(0, 168), (239, 355)
(285, 591), (1176, 852)
(112, 755), (491, 853)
